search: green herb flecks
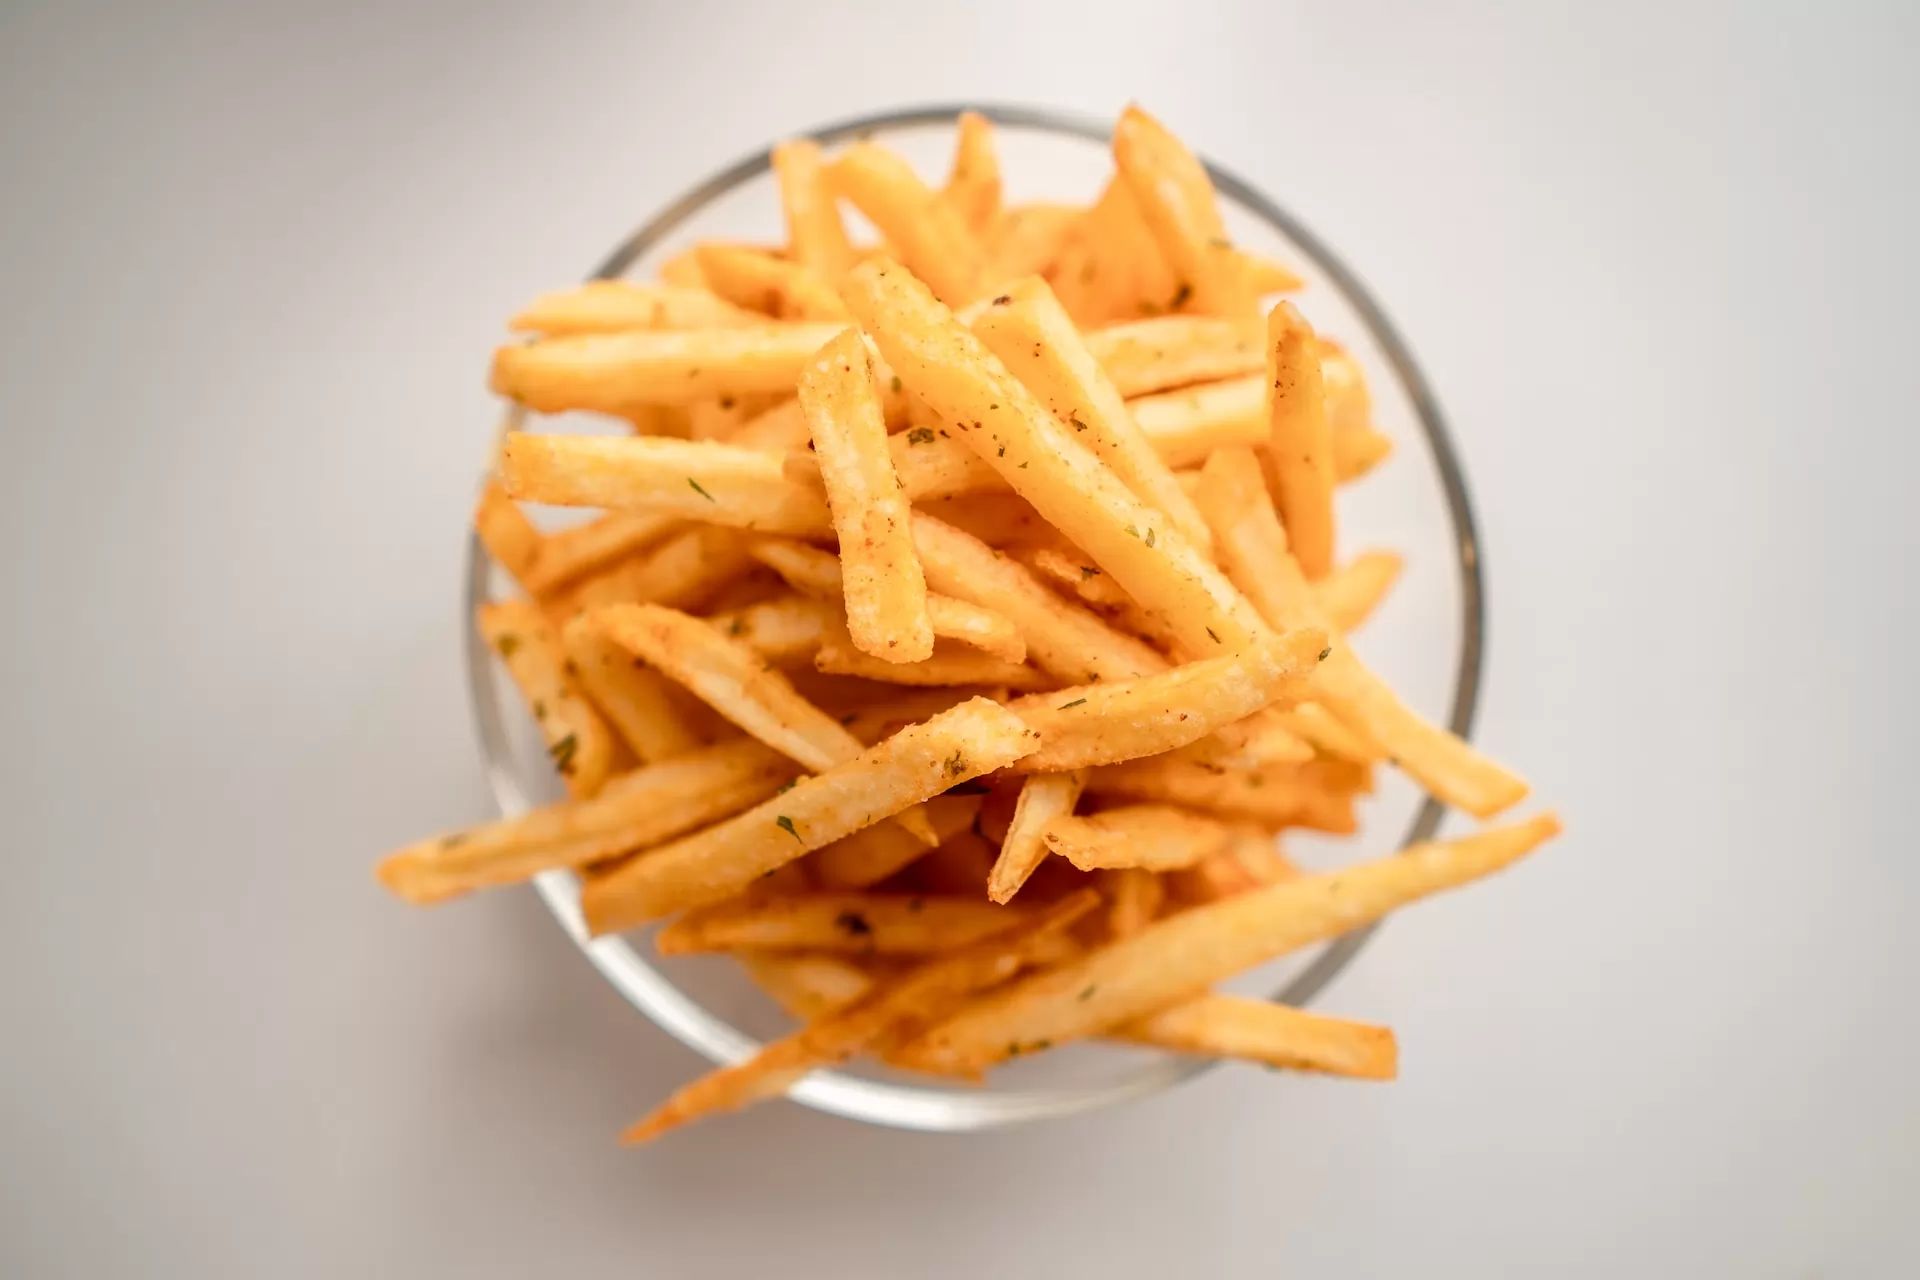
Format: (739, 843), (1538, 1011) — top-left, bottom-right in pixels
(1057, 697), (1088, 710)
(494, 633), (520, 658)
(906, 427), (936, 444)
(775, 815), (802, 841)
(687, 477), (715, 502)
(548, 733), (579, 776)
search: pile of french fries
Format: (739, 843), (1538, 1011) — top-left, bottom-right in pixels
(379, 106), (1560, 1144)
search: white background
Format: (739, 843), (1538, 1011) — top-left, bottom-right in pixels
(2, 1), (1915, 1276)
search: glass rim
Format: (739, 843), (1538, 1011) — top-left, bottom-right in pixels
(463, 101), (1487, 1131)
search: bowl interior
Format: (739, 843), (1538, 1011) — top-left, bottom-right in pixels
(467, 105), (1480, 1131)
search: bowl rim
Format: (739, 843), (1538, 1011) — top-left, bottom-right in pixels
(464, 101), (1487, 1131)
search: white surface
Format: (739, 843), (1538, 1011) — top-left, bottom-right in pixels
(1, 1), (1914, 1276)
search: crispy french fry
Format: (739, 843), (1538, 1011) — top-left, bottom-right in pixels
(1043, 805), (1234, 872)
(844, 262), (1264, 654)
(772, 139), (857, 280)
(1333, 426), (1394, 483)
(913, 828), (999, 897)
(736, 952), (874, 1021)
(986, 202), (1079, 280)
(376, 739), (795, 904)
(562, 614), (709, 762)
(915, 492), (1055, 547)
(684, 394), (761, 442)
(500, 434), (831, 536)
(1126, 376), (1267, 465)
(657, 892), (1032, 955)
(1084, 315), (1263, 397)
(490, 323), (846, 414)
(986, 769), (1087, 903)
(1262, 301), (1337, 578)
(1312, 550), (1403, 634)
(941, 110), (1001, 234)
(799, 329), (934, 662)
(1318, 339), (1372, 434)
(724, 397), (811, 453)
(473, 480), (545, 592)
(1102, 866), (1166, 937)
(520, 510), (683, 598)
(815, 628), (1048, 691)
(1085, 756), (1359, 832)
(831, 143), (984, 305)
(971, 279), (1213, 554)
(581, 696), (1039, 928)
(1164, 847), (1258, 904)
(1112, 104), (1257, 325)
(1004, 628), (1327, 773)
(477, 600), (617, 797)
(924, 594), (1025, 664)
(892, 813), (1561, 1072)
(696, 244), (849, 321)
(623, 890), (1096, 1143)
(656, 245), (708, 289)
(702, 592), (837, 665)
(509, 280), (759, 335)
(746, 535), (844, 596)
(1051, 177), (1180, 326)
(1118, 997), (1396, 1078)
(1233, 249), (1306, 296)
(1197, 448), (1529, 816)
(562, 525), (757, 615)
(1272, 700), (1383, 765)
(813, 793), (983, 889)
(1194, 705), (1317, 768)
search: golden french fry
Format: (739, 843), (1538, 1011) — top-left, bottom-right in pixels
(912, 828), (999, 897)
(915, 491), (1055, 547)
(683, 393), (761, 441)
(1232, 249), (1306, 296)
(562, 614), (709, 763)
(1118, 997), (1396, 1079)
(772, 139), (857, 280)
(815, 628), (1048, 691)
(1197, 448), (1529, 817)
(813, 792), (983, 889)
(736, 952), (874, 1021)
(1083, 315), (1263, 397)
(499, 433), (831, 536)
(886, 423), (1006, 500)
(1051, 177), (1180, 326)
(892, 813), (1561, 1072)
(657, 892), (1033, 955)
(490, 322), (846, 414)
(1102, 866), (1166, 937)
(655, 245), (708, 288)
(581, 696), (1039, 929)
(521, 510), (683, 598)
(562, 525), (756, 615)
(376, 739), (796, 904)
(1004, 628), (1327, 773)
(971, 279), (1213, 554)
(622, 889), (1097, 1143)
(509, 280), (759, 335)
(940, 110), (1001, 234)
(1273, 700), (1383, 765)
(1085, 756), (1359, 832)
(830, 143), (984, 305)
(1318, 338), (1373, 434)
(702, 592), (837, 666)
(746, 534), (844, 596)
(1164, 846), (1259, 904)
(986, 769), (1086, 903)
(924, 594), (1025, 664)
(473, 481), (544, 589)
(1125, 375), (1267, 465)
(477, 600), (617, 797)
(986, 202), (1079, 280)
(1312, 550), (1403, 634)
(1043, 805), (1234, 872)
(1191, 705), (1317, 769)
(1007, 543), (1184, 651)
(725, 397), (812, 452)
(1262, 301), (1337, 578)
(799, 328), (935, 661)
(696, 244), (849, 321)
(844, 262), (1264, 655)
(1112, 104), (1257, 325)
(1333, 426), (1394, 483)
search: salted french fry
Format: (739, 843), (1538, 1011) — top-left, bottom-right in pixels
(845, 262), (1264, 655)
(581, 696), (1040, 929)
(1043, 805), (1234, 872)
(623, 890), (1096, 1143)
(986, 769), (1087, 903)
(1232, 249), (1306, 296)
(473, 481), (544, 589)
(657, 892), (1033, 955)
(477, 600), (617, 797)
(1194, 705), (1317, 768)
(913, 828), (999, 897)
(490, 322), (846, 414)
(1312, 550), (1403, 634)
(683, 394), (759, 441)
(1126, 376), (1267, 465)
(1333, 426), (1394, 483)
(815, 628), (1048, 691)
(924, 595), (1025, 664)
(521, 510), (683, 598)
(887, 424), (1006, 499)
(1262, 301), (1337, 578)
(1102, 867), (1166, 937)
(1083, 315), (1263, 397)
(1118, 997), (1396, 1078)
(1197, 448), (1529, 816)
(813, 792), (983, 889)
(562, 525), (756, 615)
(830, 143), (985, 306)
(1007, 543), (1184, 651)
(376, 739), (796, 904)
(799, 328), (934, 662)
(772, 139), (857, 280)
(696, 244), (849, 321)
(1051, 177), (1181, 326)
(509, 280), (759, 335)
(1273, 701), (1383, 765)
(1085, 756), (1359, 832)
(986, 202), (1078, 280)
(499, 434), (831, 536)
(562, 614), (709, 762)
(1004, 628), (1328, 773)
(1318, 339), (1372, 434)
(1112, 104), (1257, 326)
(1164, 847), (1258, 904)
(941, 110), (1001, 234)
(702, 592), (837, 666)
(723, 397), (810, 453)
(736, 952), (874, 1021)
(891, 812), (1561, 1072)
(972, 280), (1213, 554)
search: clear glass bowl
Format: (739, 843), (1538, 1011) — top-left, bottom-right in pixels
(465, 104), (1485, 1131)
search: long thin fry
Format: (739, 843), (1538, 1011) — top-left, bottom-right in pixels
(831, 142), (984, 305)
(562, 614), (709, 762)
(736, 952), (874, 1021)
(1126, 376), (1268, 466)
(772, 139), (857, 280)
(940, 110), (1001, 234)
(1118, 997), (1397, 1078)
(1261, 301), (1337, 579)
(522, 510), (683, 598)
(1102, 866), (1166, 937)
(815, 625), (1048, 691)
(1085, 755), (1359, 832)
(1083, 315), (1263, 397)
(1043, 805), (1234, 872)
(813, 793), (984, 889)
(473, 481), (543, 589)
(500, 434), (831, 535)
(1333, 426), (1394, 482)
(985, 770), (1086, 903)
(701, 592), (837, 665)
(477, 600), (617, 797)
(1112, 104), (1257, 326)
(657, 892), (1032, 955)
(986, 202), (1078, 280)
(696, 244), (849, 321)
(509, 280), (759, 335)
(1312, 550), (1403, 634)
(562, 525), (756, 615)
(491, 323), (846, 413)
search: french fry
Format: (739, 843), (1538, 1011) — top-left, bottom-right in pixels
(1004, 628), (1328, 773)
(813, 793), (983, 889)
(1117, 997), (1396, 1079)
(490, 322), (846, 414)
(499, 434), (832, 536)
(1318, 339), (1373, 434)
(472, 480), (545, 592)
(562, 614), (709, 762)
(1312, 550), (1403, 634)
(477, 600), (617, 797)
(509, 280), (759, 335)
(1051, 177), (1180, 326)
(622, 890), (1097, 1143)
(656, 245), (708, 288)
(834, 688), (993, 746)
(702, 592), (837, 665)
(696, 244), (849, 321)
(971, 279), (1213, 554)
(725, 397), (812, 452)
(1043, 805), (1234, 872)
(1102, 866), (1166, 937)
(375, 739), (796, 904)
(656, 892), (1033, 955)
(746, 535), (844, 596)
(1197, 448), (1529, 817)
(1273, 700), (1384, 765)
(798, 329), (935, 661)
(1261, 301), (1337, 578)
(1085, 756), (1359, 833)
(1333, 426), (1394, 483)
(1194, 705), (1317, 769)
(940, 110), (1001, 234)
(1083, 315), (1263, 398)
(830, 143), (985, 305)
(1126, 376), (1267, 465)
(924, 595), (1025, 664)
(815, 628), (1048, 691)
(986, 769), (1086, 903)
(915, 492), (1055, 547)
(683, 394), (759, 441)
(1232, 249), (1306, 296)
(563, 525), (757, 615)
(772, 139), (857, 280)
(913, 828), (999, 897)
(891, 812), (1561, 1072)
(581, 696), (1039, 929)
(736, 952), (874, 1021)
(1164, 847), (1258, 904)
(986, 202), (1078, 280)
(1112, 104), (1257, 326)
(844, 262), (1265, 655)
(521, 510), (683, 598)
(1007, 543), (1184, 652)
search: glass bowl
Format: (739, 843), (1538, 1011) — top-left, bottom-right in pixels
(465, 103), (1485, 1132)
